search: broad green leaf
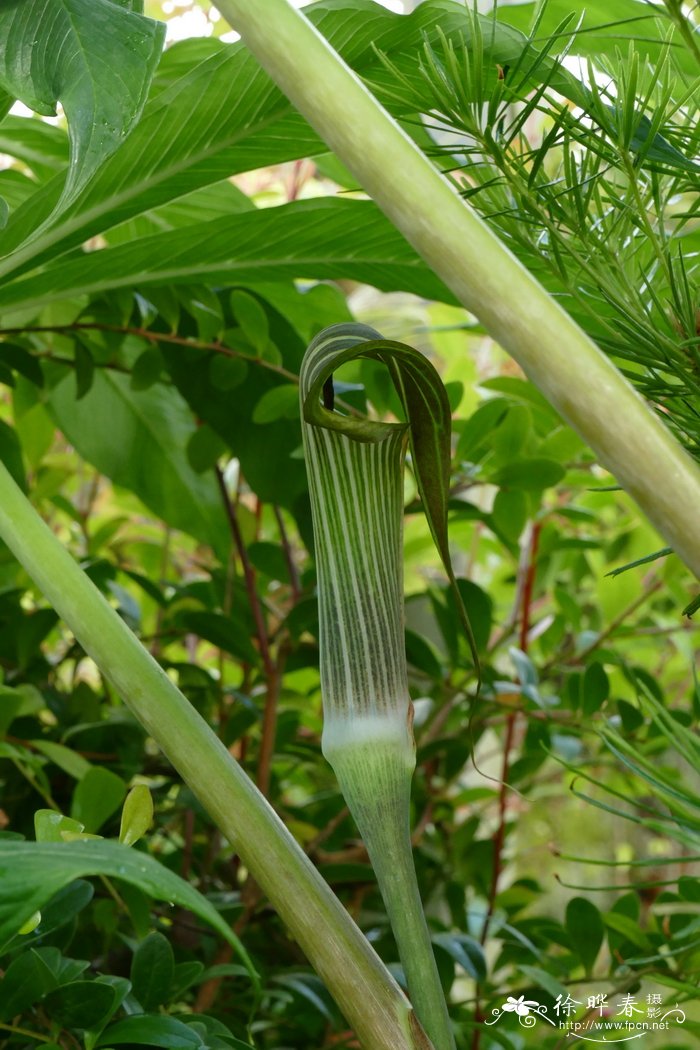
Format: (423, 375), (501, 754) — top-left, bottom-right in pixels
(582, 662), (609, 716)
(46, 366), (230, 558)
(0, 685), (23, 736)
(0, 117), (68, 182)
(0, 200), (452, 316)
(432, 932), (487, 981)
(35, 810), (87, 843)
(97, 1015), (204, 1049)
(176, 610), (260, 667)
(498, 0), (698, 78)
(492, 458), (566, 491)
(71, 767), (127, 833)
(43, 980), (117, 1030)
(119, 785), (154, 847)
(31, 740), (91, 780)
(603, 911), (651, 950)
(0, 840), (257, 983)
(0, 0), (616, 281)
(0, 949), (58, 1022)
(0, 0), (165, 200)
(131, 932), (174, 1011)
(565, 897), (604, 973)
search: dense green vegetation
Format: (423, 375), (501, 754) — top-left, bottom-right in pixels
(0, 1), (698, 1048)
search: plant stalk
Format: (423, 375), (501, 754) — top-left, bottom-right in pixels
(303, 415), (454, 1050)
(215, 0), (700, 579)
(0, 460), (433, 1050)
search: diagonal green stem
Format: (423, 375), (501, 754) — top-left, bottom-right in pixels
(215, 0), (700, 579)
(0, 460), (433, 1050)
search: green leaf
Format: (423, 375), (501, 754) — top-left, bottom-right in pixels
(492, 488), (528, 544)
(566, 897), (604, 973)
(119, 784), (154, 847)
(231, 290), (270, 356)
(176, 610), (260, 667)
(0, 419), (27, 493)
(0, 686), (23, 736)
(0, 949), (58, 1022)
(46, 366), (230, 558)
(252, 385), (300, 424)
(582, 662), (609, 716)
(432, 932), (486, 981)
(34, 810), (87, 843)
(0, 117), (68, 182)
(301, 322), (480, 680)
(97, 1015), (204, 1049)
(71, 767), (127, 833)
(131, 932), (175, 1011)
(0, 840), (257, 983)
(605, 546), (673, 577)
(498, 0), (699, 78)
(43, 980), (117, 1030)
(603, 911), (651, 950)
(491, 458), (566, 490)
(31, 740), (92, 780)
(186, 424), (228, 474)
(0, 200), (452, 316)
(0, 0), (165, 201)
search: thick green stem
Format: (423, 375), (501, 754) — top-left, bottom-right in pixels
(0, 461), (432, 1050)
(216, 0), (700, 579)
(326, 722), (455, 1050)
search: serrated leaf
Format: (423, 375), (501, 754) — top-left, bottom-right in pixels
(0, 0), (165, 201)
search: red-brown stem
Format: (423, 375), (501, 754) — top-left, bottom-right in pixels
(215, 468), (274, 681)
(471, 521), (540, 1049)
(273, 504), (302, 602)
(0, 322), (298, 382)
(215, 468), (280, 799)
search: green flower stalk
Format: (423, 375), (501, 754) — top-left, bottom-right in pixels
(301, 323), (465, 1050)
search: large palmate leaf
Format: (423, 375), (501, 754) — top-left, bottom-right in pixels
(0, 0), (668, 283)
(0, 839), (256, 982)
(0, 0), (164, 201)
(0, 199), (453, 316)
(46, 366), (231, 557)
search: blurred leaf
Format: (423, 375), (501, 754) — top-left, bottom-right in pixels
(0, 840), (257, 983)
(566, 897), (604, 973)
(43, 980), (117, 1029)
(97, 1015), (205, 1048)
(71, 767), (127, 834)
(433, 932), (486, 980)
(491, 458), (566, 491)
(131, 932), (174, 1011)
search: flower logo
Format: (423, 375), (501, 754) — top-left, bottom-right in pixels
(502, 995), (539, 1017)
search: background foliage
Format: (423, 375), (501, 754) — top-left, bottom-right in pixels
(0, 0), (699, 1047)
